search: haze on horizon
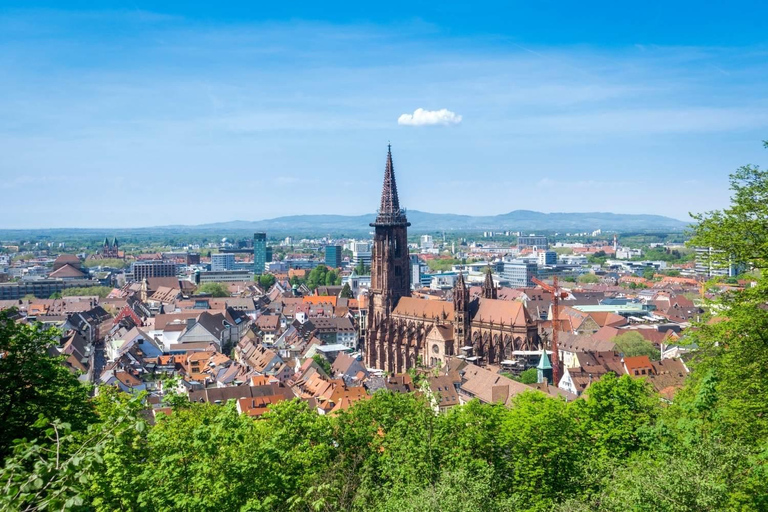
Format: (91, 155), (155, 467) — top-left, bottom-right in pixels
(1, 1), (767, 229)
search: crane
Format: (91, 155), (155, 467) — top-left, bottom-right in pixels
(531, 276), (569, 387)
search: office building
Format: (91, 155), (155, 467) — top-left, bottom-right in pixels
(536, 250), (557, 266)
(517, 235), (548, 250)
(501, 260), (537, 287)
(352, 241), (372, 269)
(0, 278), (94, 300)
(131, 260), (177, 282)
(410, 254), (427, 289)
(695, 246), (742, 278)
(198, 270), (254, 283)
(211, 253), (235, 272)
(253, 232), (267, 275)
(324, 245), (342, 269)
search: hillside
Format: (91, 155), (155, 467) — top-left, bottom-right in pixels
(187, 209), (688, 233)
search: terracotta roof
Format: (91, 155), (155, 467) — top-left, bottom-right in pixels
(49, 264), (87, 279)
(256, 315), (281, 331)
(623, 356), (654, 376)
(473, 298), (530, 326)
(459, 363), (530, 406)
(428, 375), (460, 407)
(559, 332), (617, 354)
(303, 295), (338, 307)
(392, 297), (454, 322)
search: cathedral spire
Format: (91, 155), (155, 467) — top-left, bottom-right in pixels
(373, 144), (408, 226)
(482, 265), (497, 299)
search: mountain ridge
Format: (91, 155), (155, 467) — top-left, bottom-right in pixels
(181, 209), (688, 232)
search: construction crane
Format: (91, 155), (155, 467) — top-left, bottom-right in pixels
(531, 276), (569, 387)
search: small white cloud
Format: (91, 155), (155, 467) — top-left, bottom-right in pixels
(397, 108), (462, 126)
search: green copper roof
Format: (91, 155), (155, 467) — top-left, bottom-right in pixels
(536, 350), (552, 370)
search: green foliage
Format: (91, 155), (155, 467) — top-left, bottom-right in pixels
(312, 354), (332, 375)
(513, 367), (539, 384)
(83, 258), (127, 269)
(612, 331), (659, 360)
(258, 273), (276, 289)
(194, 282), (229, 297)
(0, 311), (95, 460)
(587, 251), (608, 265)
(633, 246), (693, 263)
(427, 258), (460, 272)
(690, 153), (768, 270)
(577, 273), (599, 284)
(340, 282), (354, 298)
(61, 286), (113, 298)
(642, 266), (657, 280)
(305, 265), (342, 290)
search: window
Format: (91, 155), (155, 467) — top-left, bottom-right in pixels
(432, 344), (440, 354)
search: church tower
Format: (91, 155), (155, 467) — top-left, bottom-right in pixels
(453, 272), (470, 349)
(370, 145), (411, 314)
(366, 145), (411, 369)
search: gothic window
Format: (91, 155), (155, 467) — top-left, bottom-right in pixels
(432, 344), (440, 354)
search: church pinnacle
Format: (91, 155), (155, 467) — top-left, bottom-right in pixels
(482, 266), (497, 299)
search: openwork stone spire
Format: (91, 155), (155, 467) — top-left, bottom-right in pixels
(372, 144), (409, 226)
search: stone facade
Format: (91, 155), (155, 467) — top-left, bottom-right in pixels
(365, 146), (540, 373)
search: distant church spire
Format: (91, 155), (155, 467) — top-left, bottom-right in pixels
(373, 144), (408, 226)
(482, 265), (497, 299)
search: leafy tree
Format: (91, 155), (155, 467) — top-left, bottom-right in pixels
(642, 266), (657, 280)
(306, 265), (337, 290)
(61, 286), (112, 298)
(83, 258), (127, 269)
(612, 331), (659, 360)
(258, 273), (276, 289)
(577, 273), (599, 284)
(427, 258), (460, 272)
(587, 251), (608, 265)
(512, 367), (538, 384)
(340, 282), (354, 298)
(194, 282), (229, 297)
(690, 142), (768, 270)
(571, 374), (658, 462)
(312, 354), (332, 375)
(0, 311), (95, 460)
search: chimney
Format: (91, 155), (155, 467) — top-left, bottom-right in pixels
(186, 318), (196, 329)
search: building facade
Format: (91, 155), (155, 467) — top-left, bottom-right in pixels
(365, 146), (540, 373)
(211, 253), (235, 271)
(131, 260), (177, 282)
(324, 245), (342, 269)
(517, 235), (548, 250)
(253, 233), (267, 275)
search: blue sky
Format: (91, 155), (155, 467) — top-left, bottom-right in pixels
(1, 1), (767, 228)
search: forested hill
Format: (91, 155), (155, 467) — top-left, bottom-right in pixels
(186, 209), (687, 232)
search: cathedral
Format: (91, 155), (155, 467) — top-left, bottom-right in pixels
(365, 146), (540, 373)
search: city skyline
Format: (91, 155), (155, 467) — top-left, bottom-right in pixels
(1, 2), (767, 228)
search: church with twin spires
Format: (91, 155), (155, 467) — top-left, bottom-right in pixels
(365, 146), (540, 373)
